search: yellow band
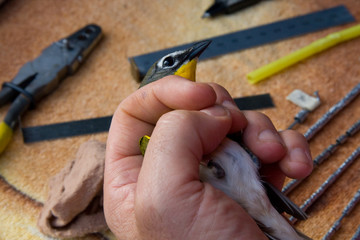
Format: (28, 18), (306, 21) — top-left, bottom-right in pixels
(139, 135), (151, 156)
(0, 122), (13, 154)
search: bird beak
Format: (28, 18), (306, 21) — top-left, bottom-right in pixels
(174, 40), (211, 81)
(188, 40), (212, 61)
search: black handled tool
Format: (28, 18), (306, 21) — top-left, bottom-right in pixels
(0, 24), (102, 153)
(202, 0), (263, 18)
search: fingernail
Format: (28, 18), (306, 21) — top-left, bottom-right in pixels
(258, 129), (283, 144)
(222, 100), (239, 111)
(289, 148), (312, 166)
(201, 105), (229, 117)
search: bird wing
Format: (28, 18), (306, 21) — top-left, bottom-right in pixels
(261, 180), (308, 220)
(261, 181), (313, 239)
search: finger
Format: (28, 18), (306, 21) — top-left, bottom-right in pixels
(135, 106), (231, 233)
(136, 106), (265, 238)
(104, 76), (218, 224)
(107, 75), (217, 162)
(105, 77), (244, 201)
(259, 163), (286, 190)
(123, 76), (218, 124)
(242, 111), (287, 163)
(208, 83), (247, 133)
(278, 130), (313, 179)
(138, 105), (232, 194)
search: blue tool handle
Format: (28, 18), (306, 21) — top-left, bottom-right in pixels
(4, 95), (31, 129)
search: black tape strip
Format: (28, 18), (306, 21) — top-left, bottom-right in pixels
(21, 116), (112, 143)
(129, 5), (355, 80)
(21, 94), (274, 143)
(234, 93), (274, 110)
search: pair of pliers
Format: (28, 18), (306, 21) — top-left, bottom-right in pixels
(0, 24), (102, 153)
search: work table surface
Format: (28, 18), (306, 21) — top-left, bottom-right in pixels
(0, 0), (359, 239)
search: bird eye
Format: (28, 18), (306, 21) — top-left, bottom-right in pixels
(162, 56), (175, 67)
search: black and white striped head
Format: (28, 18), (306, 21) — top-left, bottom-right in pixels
(139, 40), (211, 88)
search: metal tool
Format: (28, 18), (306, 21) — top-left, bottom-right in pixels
(322, 189), (360, 240)
(289, 147), (360, 223)
(0, 24), (102, 153)
(202, 0), (263, 18)
(283, 120), (360, 194)
(287, 91), (320, 130)
(288, 109), (311, 129)
(304, 83), (360, 141)
(351, 225), (360, 240)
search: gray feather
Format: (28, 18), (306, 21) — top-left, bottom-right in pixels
(261, 180), (308, 220)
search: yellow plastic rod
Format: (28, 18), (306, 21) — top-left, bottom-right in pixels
(247, 24), (360, 84)
(0, 121), (13, 154)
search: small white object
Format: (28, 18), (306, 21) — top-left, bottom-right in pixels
(286, 89), (321, 111)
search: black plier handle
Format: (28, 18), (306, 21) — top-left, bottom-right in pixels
(0, 24), (102, 153)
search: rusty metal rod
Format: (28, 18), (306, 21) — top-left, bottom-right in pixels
(322, 189), (360, 240)
(282, 120), (360, 195)
(290, 147), (360, 224)
(351, 225), (360, 240)
(304, 83), (360, 141)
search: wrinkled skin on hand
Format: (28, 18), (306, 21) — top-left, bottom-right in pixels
(104, 76), (312, 240)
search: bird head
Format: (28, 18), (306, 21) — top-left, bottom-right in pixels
(139, 40), (211, 88)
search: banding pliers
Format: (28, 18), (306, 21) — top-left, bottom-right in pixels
(0, 24), (102, 153)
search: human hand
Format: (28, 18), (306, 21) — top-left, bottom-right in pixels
(104, 76), (312, 239)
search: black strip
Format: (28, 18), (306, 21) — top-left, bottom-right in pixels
(129, 5), (355, 80)
(22, 116), (113, 143)
(234, 93), (274, 110)
(21, 94), (274, 143)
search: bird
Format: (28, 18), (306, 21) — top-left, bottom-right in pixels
(139, 41), (210, 87)
(138, 40), (312, 240)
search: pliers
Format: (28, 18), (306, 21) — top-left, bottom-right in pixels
(0, 24), (102, 153)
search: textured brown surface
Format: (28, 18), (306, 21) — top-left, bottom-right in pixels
(38, 140), (107, 238)
(0, 0), (359, 239)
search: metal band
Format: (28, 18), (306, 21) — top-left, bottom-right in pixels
(129, 5), (355, 81)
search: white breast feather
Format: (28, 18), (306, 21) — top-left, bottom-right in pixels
(199, 138), (303, 240)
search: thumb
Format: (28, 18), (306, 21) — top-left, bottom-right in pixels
(135, 104), (232, 236)
(135, 104), (266, 239)
(138, 104), (232, 196)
